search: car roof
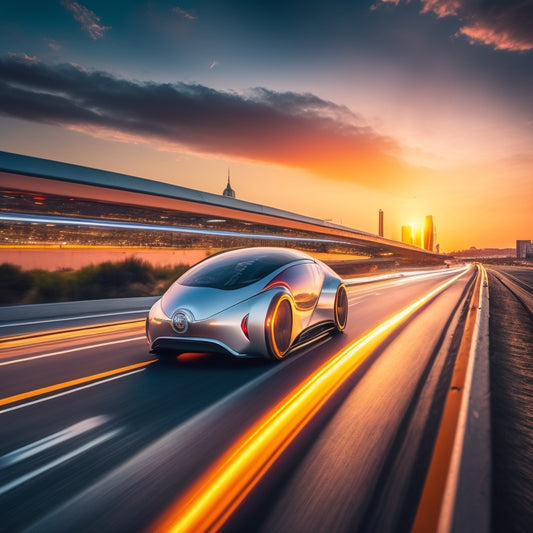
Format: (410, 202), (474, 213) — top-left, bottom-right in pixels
(177, 247), (314, 290)
(211, 247), (312, 263)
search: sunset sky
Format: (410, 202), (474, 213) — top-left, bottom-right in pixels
(1, 0), (532, 251)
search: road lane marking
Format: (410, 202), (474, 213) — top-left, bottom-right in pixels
(0, 321), (145, 351)
(0, 310), (149, 328)
(0, 369), (147, 415)
(151, 267), (471, 533)
(0, 360), (156, 410)
(0, 428), (121, 497)
(0, 336), (146, 366)
(0, 416), (109, 468)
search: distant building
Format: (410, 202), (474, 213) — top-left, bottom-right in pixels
(517, 240), (533, 259)
(414, 226), (422, 248)
(222, 169), (236, 198)
(423, 215), (434, 252)
(401, 225), (413, 245)
(378, 209), (384, 237)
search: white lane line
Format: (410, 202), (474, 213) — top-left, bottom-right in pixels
(0, 336), (146, 366)
(0, 416), (109, 468)
(0, 310), (149, 328)
(0, 428), (122, 497)
(0, 368), (146, 415)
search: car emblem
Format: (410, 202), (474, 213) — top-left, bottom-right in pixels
(172, 311), (189, 334)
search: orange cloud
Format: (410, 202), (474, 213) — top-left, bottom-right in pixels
(381, 0), (533, 52)
(459, 22), (533, 52)
(420, 0), (461, 18)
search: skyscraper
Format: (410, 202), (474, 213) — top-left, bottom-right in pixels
(378, 209), (384, 237)
(414, 226), (422, 248)
(401, 225), (414, 245)
(423, 215), (434, 252)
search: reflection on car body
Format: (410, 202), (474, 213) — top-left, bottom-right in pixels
(146, 247), (348, 361)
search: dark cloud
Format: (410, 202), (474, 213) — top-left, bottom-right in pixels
(0, 55), (419, 190)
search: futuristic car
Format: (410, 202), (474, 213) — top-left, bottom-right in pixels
(146, 247), (348, 361)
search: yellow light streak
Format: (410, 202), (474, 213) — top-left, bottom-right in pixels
(151, 267), (471, 533)
(0, 359), (156, 408)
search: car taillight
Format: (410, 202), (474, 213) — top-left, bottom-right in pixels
(241, 314), (250, 339)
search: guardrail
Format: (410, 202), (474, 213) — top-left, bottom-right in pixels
(413, 264), (491, 533)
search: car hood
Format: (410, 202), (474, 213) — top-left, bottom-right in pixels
(160, 283), (258, 321)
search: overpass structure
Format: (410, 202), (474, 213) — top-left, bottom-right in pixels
(0, 150), (446, 272)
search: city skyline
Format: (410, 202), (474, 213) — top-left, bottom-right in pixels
(0, 1), (531, 251)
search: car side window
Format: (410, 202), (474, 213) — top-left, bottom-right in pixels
(179, 253), (291, 290)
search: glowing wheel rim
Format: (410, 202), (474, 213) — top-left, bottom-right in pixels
(267, 295), (293, 359)
(334, 285), (348, 331)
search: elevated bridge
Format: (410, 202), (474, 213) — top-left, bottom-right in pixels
(0, 150), (447, 273)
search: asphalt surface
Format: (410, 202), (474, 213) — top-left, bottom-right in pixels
(0, 266), (478, 533)
(486, 266), (533, 533)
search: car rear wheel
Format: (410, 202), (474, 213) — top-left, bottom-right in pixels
(334, 284), (348, 332)
(265, 294), (293, 360)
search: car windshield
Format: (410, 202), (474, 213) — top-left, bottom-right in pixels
(178, 249), (302, 290)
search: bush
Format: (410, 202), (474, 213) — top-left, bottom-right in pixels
(0, 263), (33, 304)
(29, 269), (71, 303)
(0, 258), (189, 306)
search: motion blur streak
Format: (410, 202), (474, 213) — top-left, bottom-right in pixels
(0, 336), (146, 366)
(0, 416), (109, 467)
(0, 212), (352, 247)
(151, 267), (471, 533)
(0, 360), (156, 408)
(0, 320), (145, 351)
(0, 428), (122, 497)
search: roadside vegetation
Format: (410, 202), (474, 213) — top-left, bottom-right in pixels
(0, 259), (189, 306)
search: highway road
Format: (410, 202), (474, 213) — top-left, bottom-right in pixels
(0, 265), (482, 533)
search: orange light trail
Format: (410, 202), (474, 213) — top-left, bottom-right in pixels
(151, 266), (472, 533)
(0, 319), (145, 352)
(0, 359), (156, 408)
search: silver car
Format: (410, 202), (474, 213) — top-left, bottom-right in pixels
(146, 247), (348, 360)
